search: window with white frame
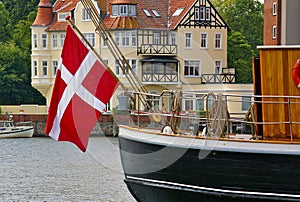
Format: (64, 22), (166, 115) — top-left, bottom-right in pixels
(60, 33), (66, 48)
(184, 94), (194, 111)
(215, 33), (222, 49)
(33, 60), (38, 76)
(273, 26), (277, 38)
(184, 60), (200, 76)
(58, 13), (69, 21)
(205, 8), (211, 20)
(42, 60), (48, 76)
(120, 5), (128, 16)
(170, 32), (176, 45)
(41, 34), (47, 49)
(200, 33), (208, 49)
(122, 31), (130, 46)
(185, 33), (192, 48)
(154, 32), (160, 45)
(114, 31), (136, 47)
(115, 59), (137, 75)
(200, 6), (205, 20)
(102, 37), (108, 47)
(215, 60), (222, 74)
(273, 2), (277, 15)
(83, 33), (95, 47)
(132, 31), (137, 46)
(196, 96), (204, 111)
(185, 99), (193, 111)
(115, 32), (120, 46)
(112, 5), (136, 16)
(129, 5), (136, 16)
(82, 8), (91, 21)
(195, 7), (199, 20)
(112, 5), (118, 15)
(52, 60), (58, 76)
(33, 34), (38, 49)
(52, 34), (58, 49)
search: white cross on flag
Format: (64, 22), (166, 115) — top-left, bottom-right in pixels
(45, 25), (119, 152)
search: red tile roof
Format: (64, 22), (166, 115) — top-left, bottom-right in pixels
(53, 0), (80, 12)
(34, 0), (197, 31)
(104, 16), (140, 29)
(32, 0), (53, 26)
(111, 0), (138, 5)
(46, 13), (69, 31)
(104, 0), (197, 30)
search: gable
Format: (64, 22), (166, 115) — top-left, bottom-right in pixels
(175, 0), (229, 29)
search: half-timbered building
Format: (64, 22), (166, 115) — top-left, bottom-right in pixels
(31, 0), (253, 113)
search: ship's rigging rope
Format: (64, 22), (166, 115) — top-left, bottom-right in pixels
(244, 104), (258, 139)
(80, 0), (152, 111)
(206, 93), (229, 138)
(167, 90), (181, 134)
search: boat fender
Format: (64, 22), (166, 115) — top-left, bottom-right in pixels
(292, 59), (300, 88)
(162, 125), (174, 134)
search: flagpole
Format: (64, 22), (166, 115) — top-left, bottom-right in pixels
(66, 17), (127, 91)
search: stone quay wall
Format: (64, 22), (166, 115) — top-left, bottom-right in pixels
(0, 113), (196, 137)
(0, 114), (116, 137)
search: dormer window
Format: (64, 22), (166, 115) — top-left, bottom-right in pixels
(58, 13), (69, 21)
(112, 4), (137, 17)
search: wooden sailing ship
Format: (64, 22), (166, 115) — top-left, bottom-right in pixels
(77, 0), (300, 201)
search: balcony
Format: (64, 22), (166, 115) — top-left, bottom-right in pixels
(137, 44), (177, 55)
(141, 56), (179, 83)
(137, 29), (177, 55)
(201, 68), (236, 84)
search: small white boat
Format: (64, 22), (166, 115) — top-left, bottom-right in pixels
(0, 116), (34, 138)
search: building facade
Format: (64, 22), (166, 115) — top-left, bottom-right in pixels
(31, 0), (253, 113)
(264, 0), (300, 45)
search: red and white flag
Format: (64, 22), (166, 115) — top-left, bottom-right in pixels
(45, 25), (119, 152)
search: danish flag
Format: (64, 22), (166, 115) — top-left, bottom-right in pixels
(45, 25), (119, 152)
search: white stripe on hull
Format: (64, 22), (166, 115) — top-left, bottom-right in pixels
(127, 176), (300, 199)
(119, 125), (300, 155)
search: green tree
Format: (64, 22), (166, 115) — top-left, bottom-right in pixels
(0, 42), (45, 105)
(211, 0), (263, 83)
(212, 0), (263, 52)
(0, 2), (11, 42)
(3, 0), (40, 26)
(228, 31), (255, 83)
(13, 11), (37, 53)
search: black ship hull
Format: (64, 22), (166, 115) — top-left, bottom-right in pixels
(119, 126), (300, 202)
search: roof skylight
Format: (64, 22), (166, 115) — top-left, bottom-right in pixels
(151, 9), (161, 17)
(173, 8), (184, 16)
(142, 9), (152, 17)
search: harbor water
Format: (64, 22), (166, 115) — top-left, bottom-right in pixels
(0, 136), (135, 202)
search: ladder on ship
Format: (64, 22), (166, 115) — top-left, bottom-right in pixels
(79, 0), (152, 110)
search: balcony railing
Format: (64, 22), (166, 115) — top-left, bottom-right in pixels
(201, 74), (236, 83)
(142, 72), (178, 83)
(137, 44), (177, 55)
(201, 68), (236, 84)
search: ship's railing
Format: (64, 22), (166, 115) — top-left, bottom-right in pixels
(121, 91), (300, 142)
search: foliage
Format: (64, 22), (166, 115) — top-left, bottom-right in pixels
(0, 2), (11, 43)
(211, 0), (264, 83)
(13, 11), (37, 53)
(228, 31), (255, 83)
(0, 42), (46, 105)
(0, 1), (45, 105)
